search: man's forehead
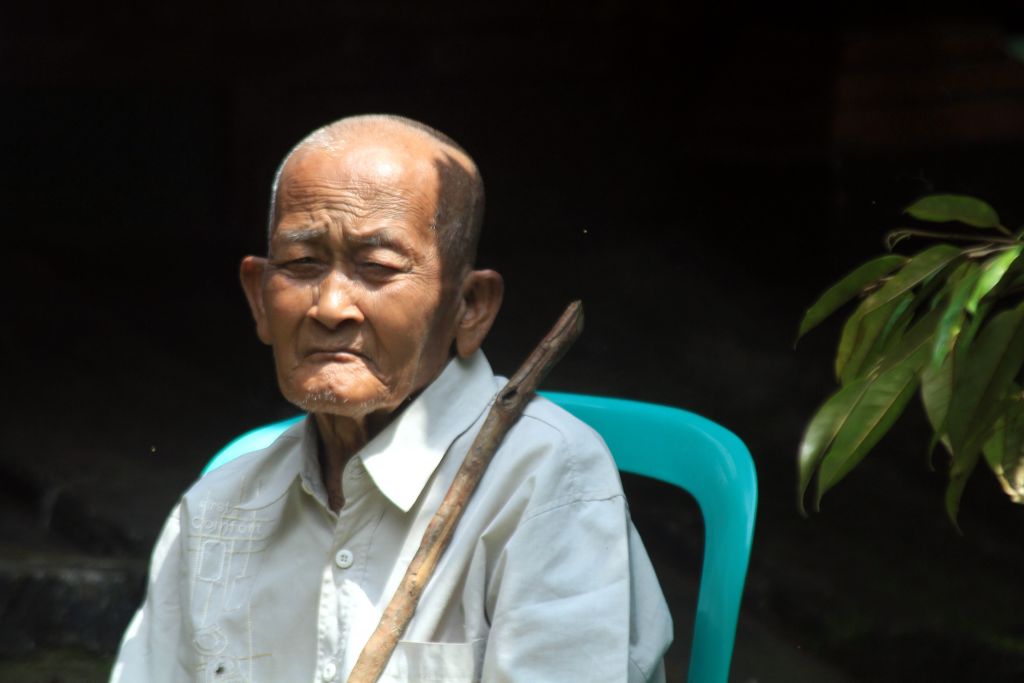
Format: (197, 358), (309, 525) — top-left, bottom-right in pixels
(271, 143), (441, 246)
(284, 141), (438, 187)
(273, 143), (442, 227)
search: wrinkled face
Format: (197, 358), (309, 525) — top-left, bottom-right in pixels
(255, 142), (460, 419)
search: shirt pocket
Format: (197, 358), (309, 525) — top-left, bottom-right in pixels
(378, 638), (485, 683)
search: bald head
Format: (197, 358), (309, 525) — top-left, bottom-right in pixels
(268, 115), (485, 275)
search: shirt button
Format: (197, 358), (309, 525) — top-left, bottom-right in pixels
(334, 548), (354, 569)
(322, 660), (337, 680)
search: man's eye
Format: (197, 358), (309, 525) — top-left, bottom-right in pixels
(274, 257), (323, 276)
(360, 261), (402, 276)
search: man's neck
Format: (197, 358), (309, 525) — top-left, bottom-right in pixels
(312, 400), (419, 512)
(313, 413), (371, 513)
(311, 374), (439, 512)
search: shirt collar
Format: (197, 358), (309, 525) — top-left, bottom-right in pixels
(359, 350), (497, 512)
(288, 350), (497, 514)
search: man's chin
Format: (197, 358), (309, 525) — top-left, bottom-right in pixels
(282, 385), (393, 418)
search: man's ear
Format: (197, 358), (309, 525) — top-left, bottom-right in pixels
(240, 256), (272, 345)
(454, 269), (504, 358)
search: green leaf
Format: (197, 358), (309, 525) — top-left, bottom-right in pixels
(921, 353), (953, 437)
(982, 388), (1024, 503)
(985, 396), (1024, 503)
(859, 244), (962, 318)
(960, 300), (994, 352)
(932, 262), (982, 368)
(1000, 393), (1024, 483)
(816, 363), (920, 502)
(875, 305), (944, 376)
(799, 330), (930, 512)
(948, 303), (1024, 450)
(945, 303), (1024, 523)
(797, 377), (873, 514)
(797, 255), (908, 341)
(921, 342), (959, 469)
(835, 300), (872, 381)
(904, 194), (1002, 229)
(834, 245), (960, 381)
(966, 245), (1023, 314)
(839, 295), (914, 385)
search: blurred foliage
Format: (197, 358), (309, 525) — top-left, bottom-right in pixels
(797, 194), (1024, 525)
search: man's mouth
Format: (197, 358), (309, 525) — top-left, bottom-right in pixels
(304, 347), (368, 363)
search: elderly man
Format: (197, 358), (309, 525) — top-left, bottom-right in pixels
(113, 115), (672, 682)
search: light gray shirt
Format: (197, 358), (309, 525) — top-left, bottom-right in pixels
(112, 351), (672, 682)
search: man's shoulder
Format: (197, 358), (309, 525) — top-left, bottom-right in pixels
(519, 395), (606, 452)
(486, 393), (623, 501)
(184, 419), (306, 510)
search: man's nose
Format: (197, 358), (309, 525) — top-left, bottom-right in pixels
(308, 270), (365, 328)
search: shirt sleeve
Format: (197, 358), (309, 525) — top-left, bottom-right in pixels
(479, 494), (672, 683)
(110, 502), (193, 683)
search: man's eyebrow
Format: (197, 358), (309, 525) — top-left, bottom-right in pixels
(274, 226), (411, 251)
(277, 226), (329, 243)
(350, 230), (409, 251)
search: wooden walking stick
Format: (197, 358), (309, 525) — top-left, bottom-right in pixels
(347, 300), (584, 683)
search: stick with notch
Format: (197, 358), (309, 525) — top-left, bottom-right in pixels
(348, 300), (585, 683)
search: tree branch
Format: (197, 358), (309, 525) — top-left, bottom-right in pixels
(886, 228), (1020, 250)
(347, 301), (585, 683)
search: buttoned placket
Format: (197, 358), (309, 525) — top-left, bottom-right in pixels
(312, 456), (380, 682)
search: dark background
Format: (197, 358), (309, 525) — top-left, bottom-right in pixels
(4, 3), (1024, 681)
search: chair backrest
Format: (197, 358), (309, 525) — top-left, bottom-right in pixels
(543, 393), (756, 683)
(203, 392), (757, 683)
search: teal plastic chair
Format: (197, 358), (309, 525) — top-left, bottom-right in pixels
(203, 393), (757, 683)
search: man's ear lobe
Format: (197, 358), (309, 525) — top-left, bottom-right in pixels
(240, 256), (272, 345)
(454, 269), (504, 358)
